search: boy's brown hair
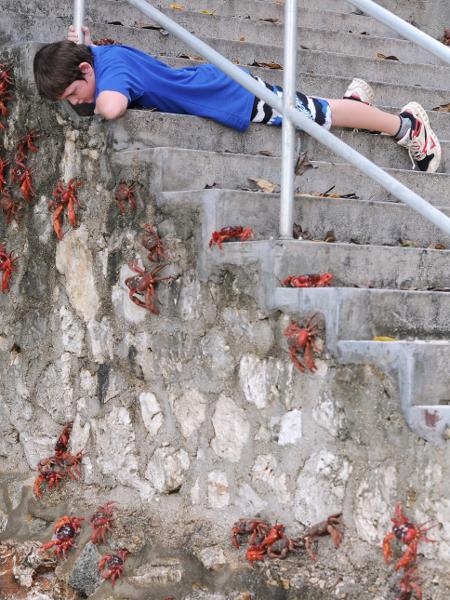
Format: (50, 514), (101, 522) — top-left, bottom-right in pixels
(33, 40), (93, 100)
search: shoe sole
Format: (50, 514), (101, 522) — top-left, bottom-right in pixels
(402, 101), (442, 173)
(343, 78), (375, 106)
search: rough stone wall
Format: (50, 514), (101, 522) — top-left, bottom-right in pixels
(1, 51), (450, 600)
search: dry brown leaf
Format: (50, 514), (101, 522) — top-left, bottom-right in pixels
(260, 17), (280, 24)
(295, 152), (316, 176)
(169, 2), (184, 9)
(239, 37), (246, 42)
(200, 9), (215, 15)
(252, 60), (282, 69)
(433, 243), (446, 250)
(377, 52), (399, 61)
(432, 102), (450, 112)
(248, 177), (278, 193)
(178, 53), (204, 61)
(324, 230), (336, 243)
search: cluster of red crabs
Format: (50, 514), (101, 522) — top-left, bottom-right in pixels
(231, 514), (343, 564)
(209, 225), (333, 372)
(383, 503), (437, 600)
(34, 422), (129, 587)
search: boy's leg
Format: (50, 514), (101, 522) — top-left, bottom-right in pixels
(326, 99), (400, 135)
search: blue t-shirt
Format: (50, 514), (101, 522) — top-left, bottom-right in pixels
(91, 45), (255, 131)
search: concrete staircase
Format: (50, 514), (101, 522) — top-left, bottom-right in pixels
(8, 0), (450, 445)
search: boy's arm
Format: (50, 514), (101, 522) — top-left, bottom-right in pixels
(95, 91), (128, 120)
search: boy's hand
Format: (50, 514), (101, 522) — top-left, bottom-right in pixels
(68, 25), (94, 46)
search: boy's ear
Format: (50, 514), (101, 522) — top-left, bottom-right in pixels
(79, 62), (93, 76)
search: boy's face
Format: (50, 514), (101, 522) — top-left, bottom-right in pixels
(59, 62), (96, 105)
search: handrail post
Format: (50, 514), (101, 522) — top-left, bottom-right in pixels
(279, 0), (298, 239)
(73, 0), (86, 44)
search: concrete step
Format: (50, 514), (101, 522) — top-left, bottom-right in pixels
(337, 340), (450, 446)
(114, 108), (450, 157)
(272, 287), (450, 343)
(111, 109), (450, 173)
(112, 146), (450, 203)
(157, 188), (450, 248)
(271, 239), (450, 290)
(3, 10), (442, 67)
(0, 0), (407, 39)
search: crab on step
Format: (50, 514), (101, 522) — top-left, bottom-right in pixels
(42, 516), (84, 559)
(283, 314), (322, 373)
(141, 224), (167, 263)
(98, 548), (129, 587)
(282, 272), (333, 288)
(209, 226), (254, 250)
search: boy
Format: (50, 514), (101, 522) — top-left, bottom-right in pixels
(33, 25), (441, 173)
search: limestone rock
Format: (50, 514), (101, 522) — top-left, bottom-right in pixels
(55, 227), (99, 322)
(68, 542), (102, 597)
(208, 470), (230, 508)
(278, 410), (302, 445)
(170, 388), (207, 438)
(139, 391), (164, 436)
(60, 305), (84, 356)
(87, 318), (114, 363)
(128, 557), (184, 586)
(211, 395), (250, 462)
(196, 546), (227, 570)
(294, 450), (352, 524)
(312, 392), (348, 439)
(145, 446), (190, 493)
(252, 455), (291, 505)
(354, 464), (397, 545)
(235, 483), (267, 513)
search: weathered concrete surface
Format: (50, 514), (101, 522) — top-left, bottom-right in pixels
(1, 1), (450, 599)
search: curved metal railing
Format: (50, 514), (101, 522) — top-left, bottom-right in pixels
(74, 0), (450, 239)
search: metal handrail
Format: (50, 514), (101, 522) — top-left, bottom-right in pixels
(73, 0), (450, 238)
(347, 0), (450, 65)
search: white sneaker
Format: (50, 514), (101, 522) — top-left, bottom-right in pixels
(343, 78), (375, 106)
(396, 102), (441, 173)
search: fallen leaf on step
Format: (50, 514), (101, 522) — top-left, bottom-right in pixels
(432, 102), (450, 112)
(239, 37), (246, 42)
(260, 17), (280, 24)
(248, 178), (278, 193)
(323, 230), (336, 243)
(441, 28), (450, 45)
(258, 150), (273, 156)
(178, 53), (204, 61)
(252, 61), (283, 69)
(310, 186), (359, 199)
(399, 239), (416, 247)
(373, 336), (397, 342)
(169, 2), (184, 9)
(295, 152), (317, 176)
(431, 243), (446, 250)
(377, 52), (399, 61)
(200, 9), (215, 15)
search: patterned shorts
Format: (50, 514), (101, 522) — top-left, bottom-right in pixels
(250, 75), (332, 130)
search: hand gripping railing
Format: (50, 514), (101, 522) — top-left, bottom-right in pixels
(73, 0), (450, 239)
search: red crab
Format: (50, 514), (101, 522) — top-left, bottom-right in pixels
(125, 261), (172, 314)
(303, 513), (343, 561)
(266, 534), (302, 559)
(0, 158), (8, 192)
(54, 422), (73, 456)
(383, 503), (436, 572)
(209, 226), (254, 250)
(90, 501), (117, 545)
(141, 224), (166, 262)
(18, 168), (35, 203)
(33, 456), (66, 498)
(395, 567), (422, 600)
(49, 178), (82, 239)
(115, 181), (137, 214)
(245, 524), (285, 564)
(98, 548), (129, 587)
(0, 189), (22, 224)
(0, 243), (17, 292)
(282, 273), (333, 288)
(231, 518), (270, 548)
(42, 516), (84, 559)
(283, 314), (322, 373)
